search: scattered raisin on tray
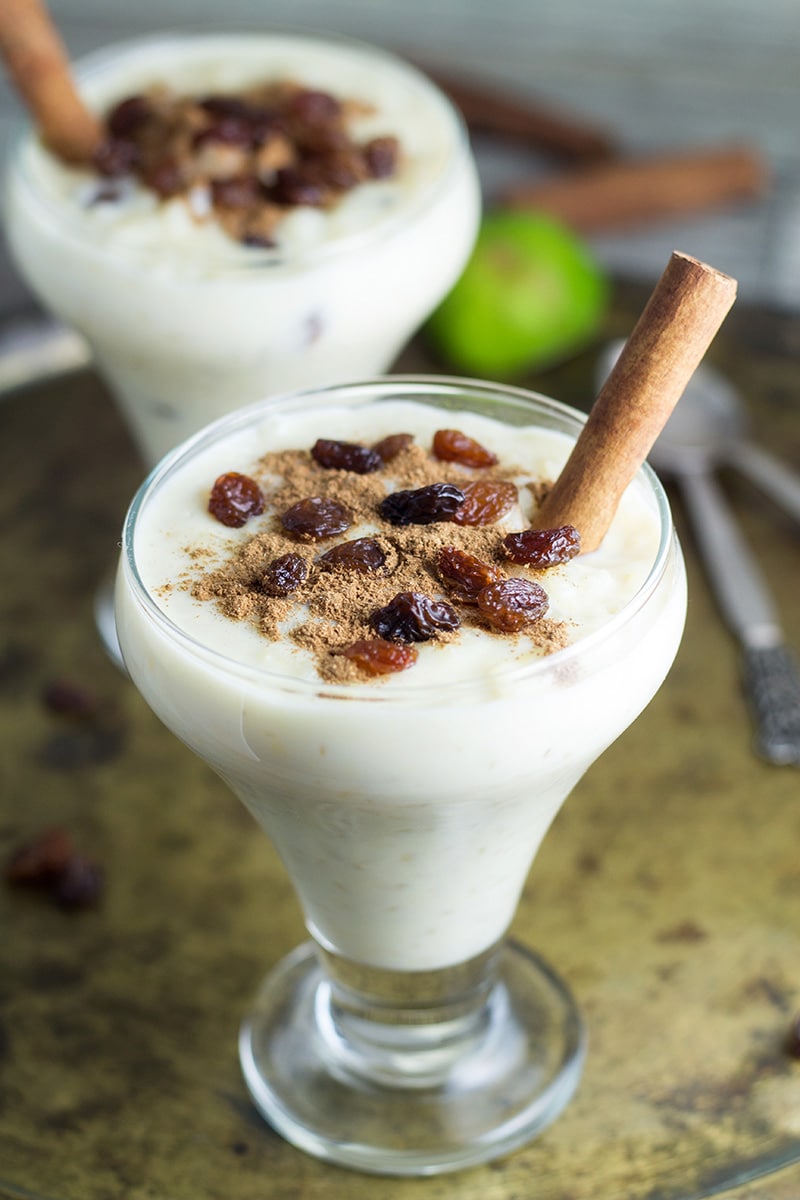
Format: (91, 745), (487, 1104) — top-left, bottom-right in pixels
(370, 592), (460, 643)
(50, 855), (104, 910)
(262, 552), (308, 596)
(317, 538), (387, 573)
(477, 577), (550, 632)
(281, 496), (352, 541)
(5, 828), (104, 910)
(5, 827), (74, 885)
(372, 432), (413, 462)
(503, 525), (581, 567)
(451, 480), (518, 527)
(379, 482), (465, 526)
(41, 679), (102, 720)
(311, 438), (382, 474)
(432, 429), (498, 468)
(208, 472), (265, 528)
(437, 546), (505, 604)
(342, 638), (418, 676)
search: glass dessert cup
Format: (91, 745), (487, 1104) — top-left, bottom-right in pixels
(114, 377), (687, 1175)
(3, 30), (479, 665)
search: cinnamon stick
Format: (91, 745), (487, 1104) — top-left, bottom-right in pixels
(421, 65), (616, 165)
(502, 145), (768, 232)
(0, 0), (101, 163)
(534, 252), (737, 552)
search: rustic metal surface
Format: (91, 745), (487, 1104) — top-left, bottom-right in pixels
(1, 291), (799, 1199)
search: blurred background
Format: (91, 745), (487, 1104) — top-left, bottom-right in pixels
(1, 0), (799, 318)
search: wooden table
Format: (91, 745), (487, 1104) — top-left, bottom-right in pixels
(1, 287), (799, 1199)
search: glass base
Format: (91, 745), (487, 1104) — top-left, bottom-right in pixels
(239, 939), (585, 1176)
(94, 571), (127, 673)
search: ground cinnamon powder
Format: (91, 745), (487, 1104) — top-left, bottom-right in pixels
(189, 437), (568, 682)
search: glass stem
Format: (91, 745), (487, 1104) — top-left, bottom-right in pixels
(312, 941), (502, 1088)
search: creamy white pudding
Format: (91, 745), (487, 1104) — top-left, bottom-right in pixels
(4, 33), (479, 464)
(116, 380), (687, 973)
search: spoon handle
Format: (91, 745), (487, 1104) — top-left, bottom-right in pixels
(0, 317), (90, 393)
(679, 469), (780, 639)
(677, 469), (800, 766)
(743, 645), (800, 766)
(724, 440), (800, 527)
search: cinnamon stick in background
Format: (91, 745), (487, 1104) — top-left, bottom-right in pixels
(502, 145), (768, 232)
(534, 252), (737, 553)
(0, 0), (100, 163)
(421, 65), (617, 165)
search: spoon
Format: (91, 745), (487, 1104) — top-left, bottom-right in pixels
(0, 316), (90, 393)
(598, 341), (800, 766)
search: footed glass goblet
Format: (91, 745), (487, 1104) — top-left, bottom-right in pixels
(4, 30), (479, 664)
(115, 377), (687, 1175)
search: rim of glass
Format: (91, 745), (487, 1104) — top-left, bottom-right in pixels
(6, 28), (473, 275)
(121, 374), (676, 703)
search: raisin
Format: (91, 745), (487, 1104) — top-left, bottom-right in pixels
(262, 553), (308, 596)
(106, 95), (151, 138)
(281, 496), (351, 541)
(379, 482), (465, 526)
(364, 136), (400, 178)
(372, 432), (413, 462)
(432, 429), (498, 468)
(5, 826), (104, 910)
(313, 147), (369, 191)
(311, 438), (382, 474)
(342, 638), (417, 676)
(437, 546), (505, 604)
(5, 827), (74, 885)
(300, 127), (343, 161)
(318, 538), (386, 573)
(452, 480), (518, 526)
(200, 95), (254, 120)
(370, 592), (460, 643)
(93, 136), (139, 177)
(51, 855), (104, 910)
(208, 472), (265, 528)
(287, 89), (342, 124)
(478, 578), (550, 632)
(271, 166), (328, 207)
(42, 679), (102, 720)
(194, 115), (254, 148)
(502, 525), (581, 567)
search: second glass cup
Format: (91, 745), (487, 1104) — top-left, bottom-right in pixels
(4, 30), (479, 466)
(4, 28), (480, 663)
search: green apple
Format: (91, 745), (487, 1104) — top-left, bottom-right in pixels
(425, 209), (609, 377)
